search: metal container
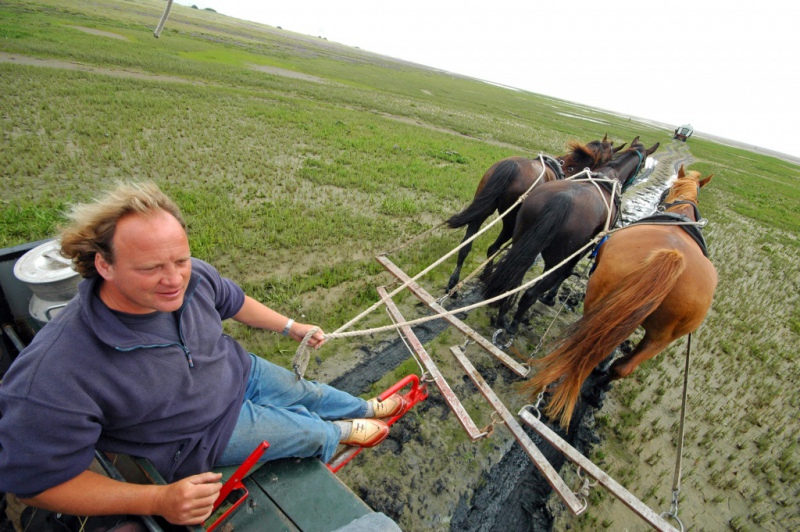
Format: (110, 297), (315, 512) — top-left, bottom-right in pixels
(13, 240), (80, 323)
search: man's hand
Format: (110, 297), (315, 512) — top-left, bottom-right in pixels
(152, 471), (223, 525)
(232, 295), (327, 348)
(22, 469), (224, 526)
(290, 322), (326, 348)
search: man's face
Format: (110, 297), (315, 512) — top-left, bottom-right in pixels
(96, 210), (192, 314)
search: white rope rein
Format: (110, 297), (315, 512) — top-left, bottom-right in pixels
(325, 172), (620, 341)
(330, 155), (557, 336)
(292, 163), (613, 372)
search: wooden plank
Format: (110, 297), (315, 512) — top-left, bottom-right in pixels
(519, 409), (679, 531)
(378, 286), (486, 440)
(449, 346), (585, 514)
(376, 255), (529, 377)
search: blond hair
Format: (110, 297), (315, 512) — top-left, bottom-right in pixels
(60, 182), (186, 278)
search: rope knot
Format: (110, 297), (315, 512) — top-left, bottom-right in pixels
(292, 326), (321, 380)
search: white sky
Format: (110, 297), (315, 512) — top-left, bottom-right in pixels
(175, 0), (800, 159)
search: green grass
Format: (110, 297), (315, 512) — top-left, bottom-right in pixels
(2, 1), (799, 530)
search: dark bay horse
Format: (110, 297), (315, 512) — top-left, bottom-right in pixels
(445, 135), (624, 293)
(523, 166), (715, 428)
(482, 138), (659, 339)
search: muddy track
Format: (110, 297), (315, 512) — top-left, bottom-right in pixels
(449, 143), (694, 531)
(328, 143), (693, 531)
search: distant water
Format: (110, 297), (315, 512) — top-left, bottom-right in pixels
(620, 157), (675, 225)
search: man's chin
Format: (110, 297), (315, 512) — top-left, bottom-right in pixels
(154, 294), (185, 312)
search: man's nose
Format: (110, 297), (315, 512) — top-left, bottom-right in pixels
(161, 265), (182, 285)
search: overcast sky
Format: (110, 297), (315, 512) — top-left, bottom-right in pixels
(175, 0), (799, 159)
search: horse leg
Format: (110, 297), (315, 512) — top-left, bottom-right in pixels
(505, 269), (567, 336)
(447, 219), (483, 293)
(489, 285), (519, 330)
(607, 333), (673, 381)
(481, 214), (516, 282)
(539, 256), (586, 307)
(538, 281), (562, 307)
(581, 366), (614, 409)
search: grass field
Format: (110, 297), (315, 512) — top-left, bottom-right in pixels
(2, 1), (799, 530)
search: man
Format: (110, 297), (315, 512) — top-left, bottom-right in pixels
(0, 182), (405, 525)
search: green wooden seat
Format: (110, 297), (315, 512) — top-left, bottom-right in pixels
(210, 457), (375, 531)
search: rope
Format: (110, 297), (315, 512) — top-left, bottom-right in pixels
(439, 241), (511, 303)
(291, 326), (320, 379)
(531, 258), (592, 354)
(436, 166), (597, 305)
(383, 298), (427, 377)
(337, 232), (606, 338)
(331, 154), (552, 337)
(291, 166), (629, 370)
(292, 171), (626, 366)
(660, 333), (692, 532)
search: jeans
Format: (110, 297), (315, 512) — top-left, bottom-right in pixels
(218, 354), (368, 465)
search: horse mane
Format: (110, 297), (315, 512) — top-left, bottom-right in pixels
(566, 140), (603, 166)
(664, 176), (699, 203)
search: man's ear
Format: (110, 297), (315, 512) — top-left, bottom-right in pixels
(95, 253), (113, 281)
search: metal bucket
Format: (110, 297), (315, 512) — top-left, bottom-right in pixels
(13, 240), (80, 323)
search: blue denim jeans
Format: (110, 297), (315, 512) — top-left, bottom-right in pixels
(218, 354), (368, 465)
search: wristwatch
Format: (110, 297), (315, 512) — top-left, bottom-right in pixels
(282, 318), (294, 336)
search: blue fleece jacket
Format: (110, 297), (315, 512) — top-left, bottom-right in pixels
(0, 259), (250, 497)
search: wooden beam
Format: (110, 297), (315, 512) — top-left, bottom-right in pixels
(519, 409), (679, 531)
(450, 346), (585, 514)
(375, 255), (529, 377)
(378, 286), (486, 440)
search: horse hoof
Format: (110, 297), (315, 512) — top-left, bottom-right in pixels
(443, 290), (459, 300)
(582, 384), (610, 409)
(491, 314), (506, 329)
(492, 329), (514, 349)
(539, 296), (556, 307)
(582, 389), (606, 409)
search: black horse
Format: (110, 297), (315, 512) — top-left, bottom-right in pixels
(482, 137), (659, 339)
(445, 135), (624, 294)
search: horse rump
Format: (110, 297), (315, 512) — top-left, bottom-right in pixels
(481, 194), (573, 302)
(446, 159), (521, 229)
(522, 248), (686, 428)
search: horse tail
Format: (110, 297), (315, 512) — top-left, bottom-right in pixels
(522, 248), (686, 429)
(446, 159), (520, 229)
(482, 194), (573, 301)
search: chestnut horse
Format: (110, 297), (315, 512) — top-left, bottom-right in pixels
(482, 138), (659, 339)
(445, 135), (624, 293)
(523, 165), (716, 428)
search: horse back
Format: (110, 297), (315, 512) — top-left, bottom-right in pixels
(590, 225), (717, 330)
(517, 181), (612, 239)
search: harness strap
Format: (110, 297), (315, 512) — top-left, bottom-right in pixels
(621, 149), (644, 192)
(660, 333), (692, 532)
(586, 174), (623, 227)
(588, 235), (609, 275)
(542, 154), (565, 180)
(660, 200), (701, 222)
(629, 213), (708, 257)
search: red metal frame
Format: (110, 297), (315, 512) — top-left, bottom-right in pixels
(327, 374), (427, 473)
(205, 441), (269, 532)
